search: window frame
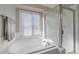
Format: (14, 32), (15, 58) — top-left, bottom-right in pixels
(16, 8), (45, 37)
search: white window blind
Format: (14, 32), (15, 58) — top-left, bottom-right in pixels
(19, 10), (41, 36)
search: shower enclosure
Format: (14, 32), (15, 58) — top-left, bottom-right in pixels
(58, 5), (76, 53)
(46, 4), (76, 54)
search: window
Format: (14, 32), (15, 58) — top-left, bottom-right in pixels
(19, 10), (42, 36)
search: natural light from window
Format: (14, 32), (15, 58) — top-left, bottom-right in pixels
(19, 10), (42, 36)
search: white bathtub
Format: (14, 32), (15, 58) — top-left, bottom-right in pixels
(0, 36), (65, 54)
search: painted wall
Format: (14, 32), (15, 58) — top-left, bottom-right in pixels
(0, 16), (3, 38)
(0, 4), (16, 52)
(0, 5), (16, 20)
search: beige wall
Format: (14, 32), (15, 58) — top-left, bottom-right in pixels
(0, 4), (16, 38)
(0, 4), (16, 51)
(0, 5), (16, 20)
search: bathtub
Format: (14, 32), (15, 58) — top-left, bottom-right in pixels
(0, 36), (65, 54)
(29, 47), (65, 54)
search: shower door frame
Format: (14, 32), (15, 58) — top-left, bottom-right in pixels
(59, 5), (76, 53)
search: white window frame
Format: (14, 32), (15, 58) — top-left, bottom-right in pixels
(16, 8), (46, 37)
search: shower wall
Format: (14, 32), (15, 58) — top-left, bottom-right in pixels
(76, 5), (79, 53)
(69, 5), (79, 53)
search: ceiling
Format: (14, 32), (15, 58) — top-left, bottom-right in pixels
(40, 4), (73, 8)
(40, 4), (57, 9)
(16, 4), (74, 13)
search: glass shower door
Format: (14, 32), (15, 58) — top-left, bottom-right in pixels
(62, 8), (74, 53)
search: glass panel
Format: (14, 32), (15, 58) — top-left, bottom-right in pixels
(46, 5), (60, 45)
(32, 12), (41, 35)
(62, 8), (73, 53)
